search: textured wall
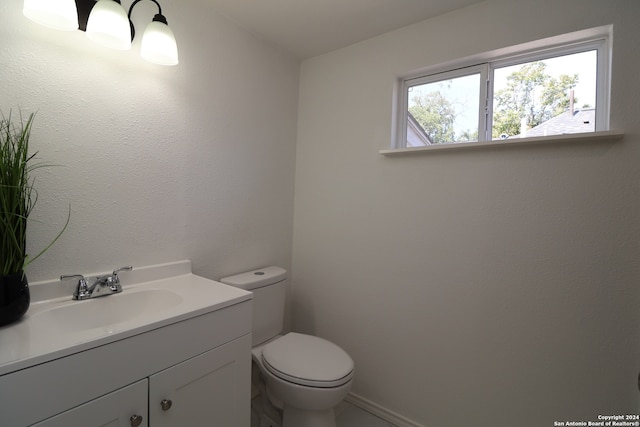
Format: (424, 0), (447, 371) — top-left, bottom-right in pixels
(0, 0), (299, 282)
(293, 0), (640, 425)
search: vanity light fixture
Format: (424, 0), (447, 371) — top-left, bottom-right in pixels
(22, 0), (179, 66)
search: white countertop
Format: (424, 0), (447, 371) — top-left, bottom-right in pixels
(0, 260), (252, 376)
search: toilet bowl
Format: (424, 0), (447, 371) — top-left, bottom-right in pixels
(221, 267), (355, 427)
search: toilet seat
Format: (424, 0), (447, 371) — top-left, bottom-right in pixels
(261, 332), (354, 388)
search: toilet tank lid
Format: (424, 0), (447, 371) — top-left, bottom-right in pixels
(220, 266), (287, 290)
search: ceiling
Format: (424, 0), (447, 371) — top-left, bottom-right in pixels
(204, 0), (485, 59)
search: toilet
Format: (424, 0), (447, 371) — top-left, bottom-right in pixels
(221, 267), (354, 427)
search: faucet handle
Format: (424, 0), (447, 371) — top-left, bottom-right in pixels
(111, 266), (133, 287)
(113, 266), (133, 276)
(60, 274), (85, 282)
(61, 274), (90, 300)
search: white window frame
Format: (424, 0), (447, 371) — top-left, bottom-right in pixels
(402, 64), (489, 146)
(392, 26), (612, 150)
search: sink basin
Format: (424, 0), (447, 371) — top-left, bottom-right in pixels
(29, 289), (183, 332)
(0, 261), (253, 377)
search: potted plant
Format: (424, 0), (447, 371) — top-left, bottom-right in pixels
(0, 111), (68, 326)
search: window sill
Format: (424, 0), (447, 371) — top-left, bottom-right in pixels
(379, 130), (625, 156)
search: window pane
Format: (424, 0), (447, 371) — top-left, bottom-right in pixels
(492, 50), (597, 139)
(407, 73), (480, 146)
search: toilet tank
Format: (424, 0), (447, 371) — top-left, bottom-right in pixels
(220, 266), (287, 346)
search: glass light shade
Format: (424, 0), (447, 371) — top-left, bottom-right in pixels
(23, 0), (79, 31)
(85, 0), (131, 50)
(140, 21), (179, 66)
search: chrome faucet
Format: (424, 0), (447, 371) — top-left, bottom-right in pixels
(61, 266), (133, 300)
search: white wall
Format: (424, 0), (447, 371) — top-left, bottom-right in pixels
(0, 0), (299, 282)
(293, 0), (640, 425)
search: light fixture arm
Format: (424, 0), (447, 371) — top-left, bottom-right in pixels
(127, 0), (167, 42)
(74, 0), (168, 34)
(75, 0), (97, 31)
(128, 0), (162, 17)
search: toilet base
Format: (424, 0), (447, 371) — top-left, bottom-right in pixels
(282, 406), (336, 427)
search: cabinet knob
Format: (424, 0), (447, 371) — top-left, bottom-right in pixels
(161, 399), (173, 411)
(129, 414), (143, 427)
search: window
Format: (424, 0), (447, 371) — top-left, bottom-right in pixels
(395, 27), (611, 149)
(406, 66), (485, 146)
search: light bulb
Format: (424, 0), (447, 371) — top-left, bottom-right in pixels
(23, 0), (79, 31)
(86, 0), (131, 50)
(140, 19), (178, 66)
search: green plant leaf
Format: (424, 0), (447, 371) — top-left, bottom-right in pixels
(0, 110), (69, 276)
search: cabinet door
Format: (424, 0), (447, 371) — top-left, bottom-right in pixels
(149, 334), (251, 427)
(32, 379), (148, 427)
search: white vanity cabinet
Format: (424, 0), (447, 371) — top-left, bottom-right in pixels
(0, 268), (253, 427)
(31, 334), (251, 427)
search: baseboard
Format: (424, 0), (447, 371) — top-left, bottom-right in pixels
(345, 392), (425, 427)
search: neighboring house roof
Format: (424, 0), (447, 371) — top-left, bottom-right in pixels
(407, 113), (433, 146)
(523, 108), (595, 137)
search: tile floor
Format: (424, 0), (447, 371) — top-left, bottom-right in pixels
(336, 402), (394, 427)
(252, 395), (393, 427)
